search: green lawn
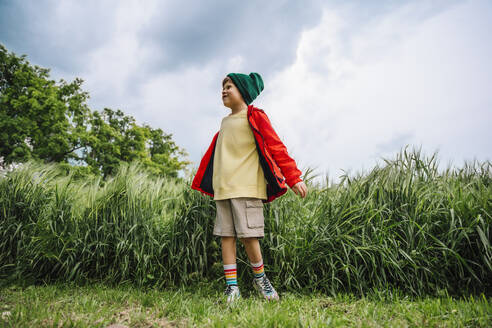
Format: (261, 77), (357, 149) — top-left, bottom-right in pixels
(0, 281), (490, 327)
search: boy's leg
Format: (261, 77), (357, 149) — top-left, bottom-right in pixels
(214, 200), (241, 302)
(241, 236), (278, 300)
(240, 237), (265, 279)
(222, 237), (240, 302)
(222, 236), (237, 264)
(240, 237), (262, 263)
(222, 237), (238, 287)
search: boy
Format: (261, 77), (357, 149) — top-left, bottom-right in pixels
(191, 72), (307, 303)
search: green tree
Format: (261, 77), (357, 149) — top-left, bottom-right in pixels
(0, 43), (190, 180)
(146, 125), (190, 178)
(84, 108), (190, 179)
(0, 43), (91, 167)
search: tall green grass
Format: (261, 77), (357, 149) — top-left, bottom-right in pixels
(0, 146), (490, 297)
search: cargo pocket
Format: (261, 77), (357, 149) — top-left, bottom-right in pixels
(245, 199), (264, 228)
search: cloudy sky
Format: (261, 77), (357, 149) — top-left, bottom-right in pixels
(1, 0), (491, 186)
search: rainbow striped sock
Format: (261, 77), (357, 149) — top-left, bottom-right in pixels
(250, 259), (265, 279)
(223, 263), (238, 286)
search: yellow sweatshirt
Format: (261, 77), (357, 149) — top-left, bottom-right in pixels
(212, 108), (267, 200)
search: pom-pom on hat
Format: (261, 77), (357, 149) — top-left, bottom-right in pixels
(226, 72), (264, 105)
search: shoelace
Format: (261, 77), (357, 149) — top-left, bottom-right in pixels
(259, 277), (274, 295)
(225, 285), (237, 295)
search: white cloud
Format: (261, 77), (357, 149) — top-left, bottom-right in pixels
(262, 0), (492, 186)
(79, 0), (159, 111)
(134, 59), (232, 172)
(12, 0), (489, 185)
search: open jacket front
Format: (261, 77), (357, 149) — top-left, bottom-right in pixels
(191, 104), (303, 203)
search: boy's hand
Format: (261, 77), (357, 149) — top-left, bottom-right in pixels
(291, 181), (308, 198)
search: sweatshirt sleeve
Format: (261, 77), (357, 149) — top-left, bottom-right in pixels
(255, 111), (303, 188)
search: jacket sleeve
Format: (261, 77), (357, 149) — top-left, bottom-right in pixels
(256, 111), (303, 188)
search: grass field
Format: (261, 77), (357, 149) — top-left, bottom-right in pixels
(1, 147), (490, 297)
(1, 146), (491, 326)
(0, 281), (490, 327)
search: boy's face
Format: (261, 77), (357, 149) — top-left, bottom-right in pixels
(222, 80), (245, 108)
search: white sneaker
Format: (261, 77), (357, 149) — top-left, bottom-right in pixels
(224, 285), (241, 303)
(253, 275), (279, 301)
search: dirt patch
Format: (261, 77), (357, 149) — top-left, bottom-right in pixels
(106, 303), (185, 328)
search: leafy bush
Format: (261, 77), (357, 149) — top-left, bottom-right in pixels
(0, 146), (490, 297)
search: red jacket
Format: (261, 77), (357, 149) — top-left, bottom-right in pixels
(191, 104), (303, 203)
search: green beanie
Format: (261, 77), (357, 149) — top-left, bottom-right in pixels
(226, 72), (264, 105)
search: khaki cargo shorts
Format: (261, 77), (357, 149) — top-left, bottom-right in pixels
(213, 197), (265, 239)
